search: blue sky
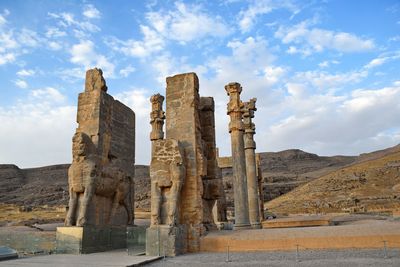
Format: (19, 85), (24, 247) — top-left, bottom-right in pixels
(0, 0), (399, 168)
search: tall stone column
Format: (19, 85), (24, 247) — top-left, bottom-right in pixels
(242, 98), (261, 228)
(225, 82), (251, 230)
(256, 154), (264, 220)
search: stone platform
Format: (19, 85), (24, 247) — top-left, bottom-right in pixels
(262, 215), (333, 228)
(0, 249), (161, 267)
(0, 247), (18, 261)
(200, 219), (400, 252)
(56, 226), (145, 254)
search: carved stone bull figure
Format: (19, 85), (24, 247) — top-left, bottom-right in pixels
(65, 132), (134, 226)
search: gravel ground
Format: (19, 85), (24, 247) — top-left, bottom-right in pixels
(145, 249), (400, 267)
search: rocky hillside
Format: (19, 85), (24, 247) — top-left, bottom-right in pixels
(1, 145), (398, 214)
(219, 149), (356, 212)
(266, 147), (400, 214)
(0, 164), (69, 207)
(0, 164), (150, 210)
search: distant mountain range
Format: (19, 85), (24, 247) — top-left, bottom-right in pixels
(1, 145), (399, 216)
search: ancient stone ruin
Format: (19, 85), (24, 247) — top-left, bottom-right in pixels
(242, 98), (261, 228)
(225, 82), (262, 229)
(65, 68), (135, 227)
(58, 68), (136, 254)
(225, 82), (251, 229)
(147, 73), (226, 256)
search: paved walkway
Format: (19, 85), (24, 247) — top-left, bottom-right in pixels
(146, 249), (400, 267)
(0, 250), (161, 267)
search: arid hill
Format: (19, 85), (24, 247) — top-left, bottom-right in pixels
(219, 149), (357, 215)
(1, 145), (399, 215)
(0, 164), (150, 210)
(266, 146), (400, 214)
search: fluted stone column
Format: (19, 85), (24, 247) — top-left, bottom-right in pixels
(225, 82), (251, 230)
(242, 98), (261, 228)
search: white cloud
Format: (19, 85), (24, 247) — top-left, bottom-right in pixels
(17, 28), (42, 47)
(106, 25), (164, 58)
(14, 79), (28, 89)
(0, 101), (76, 168)
(0, 52), (15, 65)
(0, 32), (18, 52)
(286, 82), (306, 98)
(319, 61), (329, 68)
(275, 20), (375, 54)
(83, 4), (101, 19)
(48, 12), (100, 33)
(45, 27), (67, 38)
(364, 52), (400, 69)
(260, 83), (400, 156)
(17, 69), (35, 77)
(146, 2), (231, 43)
(70, 40), (115, 77)
(70, 40), (96, 66)
(0, 9), (9, 27)
(115, 89), (151, 164)
(119, 65), (136, 77)
(56, 67), (86, 82)
(31, 87), (66, 103)
(48, 41), (62, 50)
(293, 69), (368, 90)
(318, 60), (339, 68)
(238, 0), (299, 32)
(365, 57), (388, 69)
(107, 2), (231, 58)
(264, 66), (286, 84)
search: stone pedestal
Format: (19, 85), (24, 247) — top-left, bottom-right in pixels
(146, 225), (187, 256)
(56, 226), (127, 254)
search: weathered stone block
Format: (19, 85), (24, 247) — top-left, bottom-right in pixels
(56, 226), (127, 254)
(145, 225), (187, 256)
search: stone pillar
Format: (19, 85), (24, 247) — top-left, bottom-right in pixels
(225, 82), (251, 230)
(166, 73), (205, 252)
(256, 154), (264, 220)
(150, 93), (165, 142)
(242, 98), (261, 228)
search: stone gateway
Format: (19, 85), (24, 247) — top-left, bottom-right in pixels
(65, 68), (135, 227)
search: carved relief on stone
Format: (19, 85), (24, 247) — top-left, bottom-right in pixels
(150, 139), (185, 226)
(65, 68), (135, 227)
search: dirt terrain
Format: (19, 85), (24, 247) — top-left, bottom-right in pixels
(266, 147), (400, 214)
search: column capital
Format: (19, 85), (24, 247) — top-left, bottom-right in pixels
(242, 98), (257, 133)
(242, 98), (257, 119)
(225, 82), (242, 95)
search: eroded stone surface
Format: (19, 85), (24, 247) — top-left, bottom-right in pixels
(199, 97), (225, 228)
(150, 139), (185, 226)
(148, 72), (221, 255)
(65, 68), (135, 227)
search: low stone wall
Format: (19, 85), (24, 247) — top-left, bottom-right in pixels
(0, 230), (56, 254)
(200, 220), (400, 252)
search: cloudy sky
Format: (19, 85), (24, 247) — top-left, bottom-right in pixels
(0, 0), (399, 168)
